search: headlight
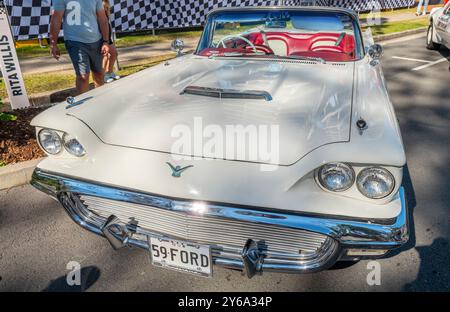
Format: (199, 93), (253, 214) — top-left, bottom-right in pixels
(357, 167), (395, 199)
(38, 129), (62, 155)
(318, 163), (355, 192)
(63, 133), (86, 157)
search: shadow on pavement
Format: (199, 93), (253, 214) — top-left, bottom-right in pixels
(437, 47), (450, 71)
(403, 237), (450, 291)
(385, 54), (450, 290)
(328, 261), (358, 270)
(42, 266), (100, 292)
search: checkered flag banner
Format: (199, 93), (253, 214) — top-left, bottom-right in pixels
(4, 0), (51, 41)
(4, 0), (416, 40)
(110, 0), (416, 32)
(111, 0), (276, 31)
(283, 0), (415, 10)
(325, 0), (415, 11)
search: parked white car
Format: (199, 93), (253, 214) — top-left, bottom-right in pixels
(31, 6), (408, 278)
(427, 2), (450, 50)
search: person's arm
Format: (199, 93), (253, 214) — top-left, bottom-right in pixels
(96, 8), (110, 55)
(49, 10), (64, 60)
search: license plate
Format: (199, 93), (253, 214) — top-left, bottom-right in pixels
(149, 237), (212, 277)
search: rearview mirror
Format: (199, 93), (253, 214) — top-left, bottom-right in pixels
(265, 20), (287, 28)
(171, 38), (184, 57)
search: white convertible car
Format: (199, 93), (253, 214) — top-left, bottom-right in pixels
(31, 6), (408, 278)
(427, 2), (450, 50)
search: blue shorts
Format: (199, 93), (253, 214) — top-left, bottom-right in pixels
(65, 40), (103, 76)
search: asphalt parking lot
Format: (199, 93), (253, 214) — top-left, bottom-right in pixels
(0, 34), (449, 292)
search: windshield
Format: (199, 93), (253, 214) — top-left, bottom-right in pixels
(196, 9), (362, 62)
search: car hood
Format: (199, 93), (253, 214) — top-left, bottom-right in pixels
(68, 56), (354, 165)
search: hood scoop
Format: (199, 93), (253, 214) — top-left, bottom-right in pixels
(181, 86), (272, 101)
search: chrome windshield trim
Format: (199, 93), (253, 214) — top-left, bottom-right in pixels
(31, 168), (408, 248)
(206, 6), (359, 20)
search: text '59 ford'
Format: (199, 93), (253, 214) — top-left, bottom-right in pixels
(31, 6), (408, 278)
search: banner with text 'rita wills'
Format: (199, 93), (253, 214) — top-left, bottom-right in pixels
(0, 1), (29, 109)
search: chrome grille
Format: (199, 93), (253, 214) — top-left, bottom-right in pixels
(79, 195), (331, 258)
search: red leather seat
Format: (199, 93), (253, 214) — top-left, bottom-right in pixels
(198, 31), (356, 61)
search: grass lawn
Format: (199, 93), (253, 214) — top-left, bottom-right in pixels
(0, 54), (175, 101)
(364, 17), (429, 36)
(16, 42), (67, 59)
(114, 30), (201, 48)
(359, 7), (416, 19)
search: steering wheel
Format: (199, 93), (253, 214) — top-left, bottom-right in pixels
(217, 35), (257, 53)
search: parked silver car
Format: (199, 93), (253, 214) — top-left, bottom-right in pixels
(427, 2), (450, 50)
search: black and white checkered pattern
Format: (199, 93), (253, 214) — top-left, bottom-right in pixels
(3, 0), (417, 40)
(110, 0), (275, 31)
(282, 1), (329, 5)
(4, 0), (51, 41)
(326, 0), (415, 11)
(0, 1), (8, 15)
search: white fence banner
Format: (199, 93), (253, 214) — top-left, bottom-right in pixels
(0, 1), (29, 109)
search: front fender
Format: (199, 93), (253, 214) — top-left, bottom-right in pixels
(429, 7), (443, 21)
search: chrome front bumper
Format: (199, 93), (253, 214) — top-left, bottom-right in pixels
(31, 169), (409, 277)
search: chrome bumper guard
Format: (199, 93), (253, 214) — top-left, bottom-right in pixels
(31, 169), (409, 277)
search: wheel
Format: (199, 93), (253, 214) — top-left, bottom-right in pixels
(426, 23), (441, 50)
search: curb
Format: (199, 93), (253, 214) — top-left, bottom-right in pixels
(373, 27), (428, 42)
(0, 158), (44, 190)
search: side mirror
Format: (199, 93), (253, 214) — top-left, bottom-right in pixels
(171, 38), (184, 57)
(368, 44), (383, 66)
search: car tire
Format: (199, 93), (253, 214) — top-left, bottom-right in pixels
(426, 23), (441, 50)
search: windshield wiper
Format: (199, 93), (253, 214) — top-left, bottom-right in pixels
(208, 52), (326, 64)
(209, 52), (265, 58)
(276, 55), (327, 64)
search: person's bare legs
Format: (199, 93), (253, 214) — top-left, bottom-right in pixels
(76, 74), (90, 95)
(92, 71), (105, 88)
(108, 45), (117, 73)
(102, 52), (109, 74)
(103, 45), (117, 75)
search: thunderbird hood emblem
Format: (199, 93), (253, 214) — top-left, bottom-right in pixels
(166, 162), (193, 178)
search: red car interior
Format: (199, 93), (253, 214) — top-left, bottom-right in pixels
(198, 32), (356, 62)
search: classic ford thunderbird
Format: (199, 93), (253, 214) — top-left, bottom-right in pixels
(31, 6), (408, 278)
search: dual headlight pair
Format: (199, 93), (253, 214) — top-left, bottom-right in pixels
(317, 163), (395, 199)
(38, 129), (86, 157)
